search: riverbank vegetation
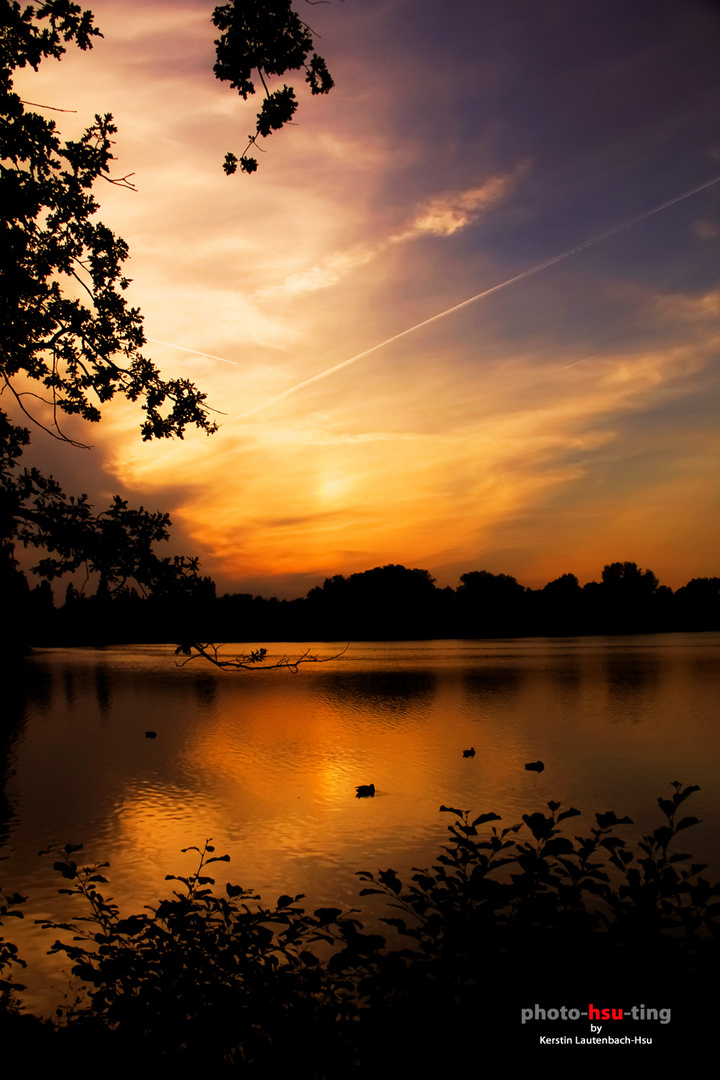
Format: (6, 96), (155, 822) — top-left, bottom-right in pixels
(17, 560), (720, 646)
(2, 783), (718, 1068)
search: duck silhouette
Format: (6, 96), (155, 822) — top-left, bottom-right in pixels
(355, 784), (375, 798)
(462, 748), (476, 758)
(524, 760), (544, 772)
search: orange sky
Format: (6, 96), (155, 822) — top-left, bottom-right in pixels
(13, 0), (720, 597)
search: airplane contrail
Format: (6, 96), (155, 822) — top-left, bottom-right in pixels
(564, 353), (599, 370)
(146, 336), (238, 365)
(239, 173), (720, 419)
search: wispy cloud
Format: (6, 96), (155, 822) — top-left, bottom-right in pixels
(269, 245), (380, 296)
(692, 218), (720, 240)
(262, 167), (526, 298)
(393, 168), (528, 240)
(657, 287), (720, 323)
(16, 0), (720, 597)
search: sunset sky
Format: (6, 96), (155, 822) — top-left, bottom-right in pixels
(14, 0), (720, 598)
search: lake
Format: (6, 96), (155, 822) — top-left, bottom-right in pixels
(2, 634), (719, 1015)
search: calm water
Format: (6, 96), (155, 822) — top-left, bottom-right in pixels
(2, 634), (720, 1013)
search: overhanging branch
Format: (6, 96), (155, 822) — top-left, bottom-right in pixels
(174, 641), (349, 672)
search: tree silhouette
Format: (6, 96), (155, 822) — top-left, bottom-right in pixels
(674, 577), (720, 631)
(601, 561), (659, 597)
(213, 0), (334, 174)
(2, 1), (338, 623)
(457, 570), (528, 636)
(599, 561), (660, 632)
(1, 2), (222, 614)
(306, 564), (439, 639)
(538, 572), (583, 634)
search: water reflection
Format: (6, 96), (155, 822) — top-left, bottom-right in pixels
(0, 673), (26, 843)
(321, 669), (436, 708)
(463, 665), (524, 697)
(2, 635), (719, 1014)
(23, 659), (53, 714)
(94, 665), (112, 717)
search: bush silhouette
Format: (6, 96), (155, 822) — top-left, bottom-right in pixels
(2, 784), (718, 1068)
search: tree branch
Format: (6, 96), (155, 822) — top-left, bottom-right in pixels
(20, 100), (77, 112)
(1, 375), (91, 448)
(100, 171), (137, 192)
(174, 641), (349, 672)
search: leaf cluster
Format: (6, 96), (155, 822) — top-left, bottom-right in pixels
(0, 0), (99, 82)
(212, 0), (334, 174)
(0, 412), (203, 594)
(0, 881), (27, 1011)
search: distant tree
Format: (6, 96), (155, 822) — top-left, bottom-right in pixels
(543, 572), (580, 595)
(352, 564), (436, 596)
(601, 561), (659, 597)
(457, 570), (528, 636)
(674, 577), (720, 631)
(306, 565), (438, 639)
(598, 561), (660, 632)
(458, 570), (525, 601)
(537, 572), (583, 634)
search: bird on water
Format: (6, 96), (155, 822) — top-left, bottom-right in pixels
(356, 784), (375, 798)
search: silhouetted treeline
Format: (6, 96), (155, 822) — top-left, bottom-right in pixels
(22, 561), (720, 646)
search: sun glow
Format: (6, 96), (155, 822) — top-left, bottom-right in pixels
(317, 476), (352, 503)
(12, 0), (719, 596)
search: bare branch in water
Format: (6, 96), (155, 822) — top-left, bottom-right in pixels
(174, 641), (349, 672)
